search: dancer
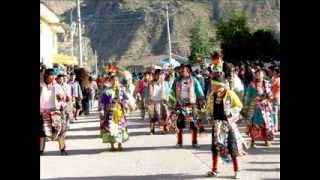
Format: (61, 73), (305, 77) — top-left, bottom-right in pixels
(169, 64), (204, 148)
(40, 69), (68, 155)
(271, 67), (280, 131)
(99, 75), (129, 151)
(206, 65), (246, 179)
(244, 69), (276, 147)
(146, 69), (170, 134)
(55, 74), (72, 126)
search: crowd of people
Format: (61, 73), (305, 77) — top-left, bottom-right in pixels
(40, 53), (280, 179)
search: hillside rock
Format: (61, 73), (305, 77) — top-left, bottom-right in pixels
(43, 0), (280, 68)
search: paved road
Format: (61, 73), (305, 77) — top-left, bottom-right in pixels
(41, 103), (280, 180)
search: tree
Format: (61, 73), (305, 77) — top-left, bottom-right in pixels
(216, 11), (250, 45)
(189, 20), (213, 63)
(216, 11), (251, 63)
(216, 11), (280, 63)
(251, 29), (280, 61)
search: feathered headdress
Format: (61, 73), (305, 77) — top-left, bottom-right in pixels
(106, 64), (118, 75)
(211, 53), (223, 73)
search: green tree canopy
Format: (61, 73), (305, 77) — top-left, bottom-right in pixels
(217, 11), (280, 63)
(189, 19), (213, 63)
(216, 11), (250, 45)
(251, 29), (280, 61)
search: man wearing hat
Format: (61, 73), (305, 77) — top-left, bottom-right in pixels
(169, 64), (204, 148)
(206, 55), (246, 179)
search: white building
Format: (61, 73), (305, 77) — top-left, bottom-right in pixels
(40, 2), (64, 68)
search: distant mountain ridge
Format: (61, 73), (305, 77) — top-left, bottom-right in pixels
(43, 0), (280, 67)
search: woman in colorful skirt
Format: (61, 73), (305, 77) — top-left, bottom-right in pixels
(40, 69), (68, 155)
(244, 69), (276, 147)
(271, 67), (280, 131)
(206, 69), (246, 179)
(99, 75), (129, 151)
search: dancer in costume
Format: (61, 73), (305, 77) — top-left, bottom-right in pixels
(271, 67), (280, 131)
(169, 64), (204, 148)
(206, 61), (246, 179)
(244, 69), (276, 147)
(146, 69), (170, 134)
(134, 72), (148, 120)
(99, 74), (129, 151)
(227, 67), (244, 102)
(40, 69), (68, 155)
(55, 74), (72, 127)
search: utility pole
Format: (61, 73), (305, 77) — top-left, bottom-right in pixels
(95, 51), (98, 75)
(76, 0), (83, 67)
(70, 8), (75, 57)
(166, 4), (172, 62)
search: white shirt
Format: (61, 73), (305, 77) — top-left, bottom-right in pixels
(55, 83), (71, 99)
(40, 82), (57, 112)
(152, 82), (162, 101)
(180, 79), (189, 99)
(233, 75), (244, 92)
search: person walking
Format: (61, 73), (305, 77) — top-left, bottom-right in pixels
(146, 69), (170, 134)
(205, 62), (246, 179)
(55, 74), (72, 126)
(67, 72), (83, 121)
(99, 75), (129, 151)
(89, 76), (98, 110)
(40, 69), (68, 155)
(142, 71), (153, 121)
(244, 69), (276, 147)
(169, 64), (204, 148)
(271, 67), (280, 131)
(79, 71), (91, 116)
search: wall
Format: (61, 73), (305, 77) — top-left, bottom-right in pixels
(40, 20), (58, 68)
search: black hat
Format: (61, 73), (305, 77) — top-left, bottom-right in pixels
(44, 69), (55, 76)
(57, 74), (66, 78)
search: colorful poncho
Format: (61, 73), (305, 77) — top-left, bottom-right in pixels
(99, 85), (129, 143)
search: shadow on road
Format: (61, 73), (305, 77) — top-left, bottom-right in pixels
(66, 134), (100, 140)
(126, 124), (148, 129)
(41, 148), (107, 156)
(71, 120), (100, 124)
(245, 168), (280, 172)
(41, 174), (213, 180)
(68, 126), (99, 132)
(247, 147), (280, 155)
(41, 144), (205, 156)
(192, 144), (280, 156)
(122, 145), (198, 152)
(248, 161), (280, 164)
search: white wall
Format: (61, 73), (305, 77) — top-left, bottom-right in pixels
(40, 21), (58, 68)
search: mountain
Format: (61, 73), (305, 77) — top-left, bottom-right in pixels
(43, 0), (280, 68)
